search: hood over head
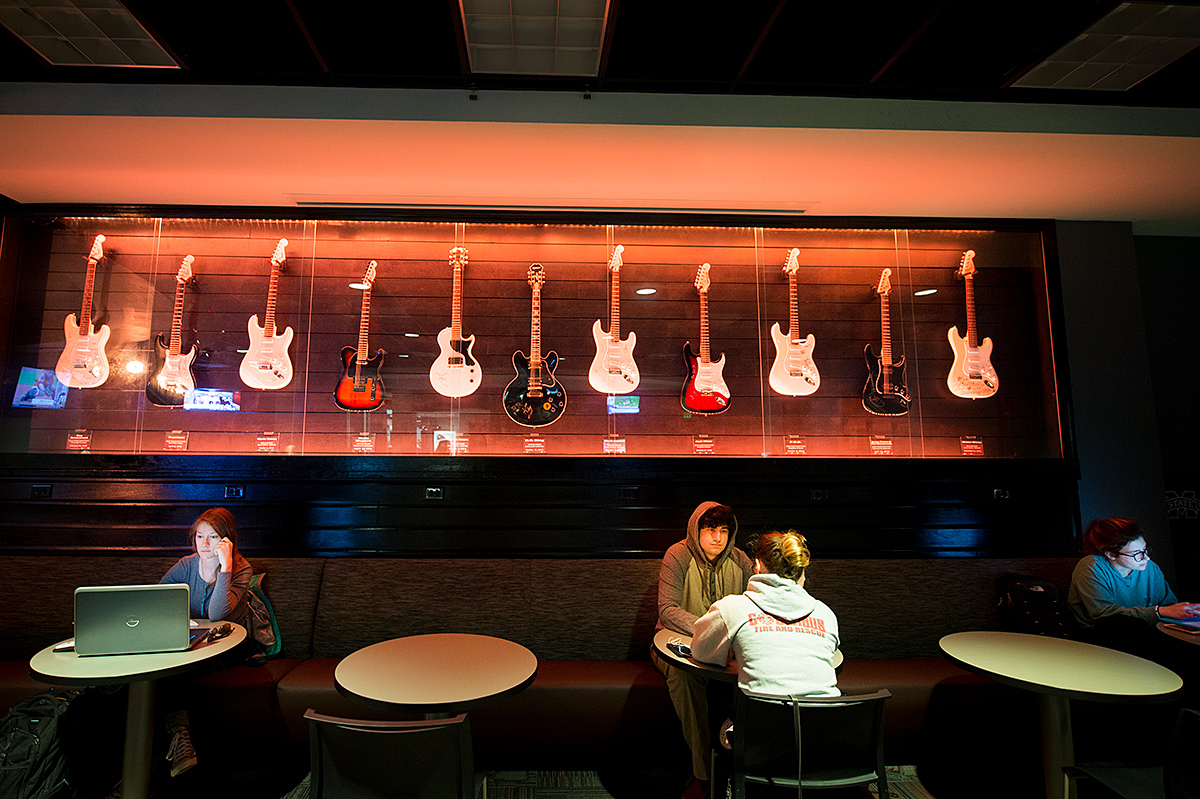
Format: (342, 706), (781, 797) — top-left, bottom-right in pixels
(686, 500), (739, 565)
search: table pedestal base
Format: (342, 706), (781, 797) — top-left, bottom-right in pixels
(1038, 693), (1076, 799)
(122, 680), (157, 799)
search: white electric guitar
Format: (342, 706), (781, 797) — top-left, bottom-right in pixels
(768, 248), (820, 396)
(429, 246), (482, 398)
(240, 238), (293, 390)
(947, 249), (999, 399)
(55, 235), (110, 388)
(588, 244), (640, 394)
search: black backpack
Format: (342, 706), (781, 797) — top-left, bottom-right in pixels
(0, 690), (79, 799)
(995, 574), (1076, 639)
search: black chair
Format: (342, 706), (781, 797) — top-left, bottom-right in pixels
(304, 708), (475, 799)
(1065, 707), (1200, 799)
(729, 688), (890, 798)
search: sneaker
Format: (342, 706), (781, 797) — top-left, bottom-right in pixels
(165, 724), (197, 778)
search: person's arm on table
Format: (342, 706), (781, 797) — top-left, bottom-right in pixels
(691, 605), (733, 667)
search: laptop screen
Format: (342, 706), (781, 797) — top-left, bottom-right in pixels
(74, 584), (192, 656)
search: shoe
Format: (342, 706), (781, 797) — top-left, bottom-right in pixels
(682, 776), (709, 799)
(165, 717), (197, 778)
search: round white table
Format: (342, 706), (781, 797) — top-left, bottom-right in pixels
(939, 631), (1182, 799)
(652, 627), (843, 681)
(335, 633), (538, 716)
(29, 622), (247, 799)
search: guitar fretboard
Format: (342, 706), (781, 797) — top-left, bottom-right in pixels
(608, 266), (621, 341)
(787, 271), (799, 340)
(964, 274), (978, 349)
(879, 292), (893, 393)
(698, 291), (711, 364)
(169, 279), (187, 357)
(528, 286), (543, 393)
(80, 255), (99, 331)
(264, 261), (280, 338)
(356, 286), (372, 365)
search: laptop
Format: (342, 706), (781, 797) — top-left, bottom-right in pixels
(73, 584), (200, 656)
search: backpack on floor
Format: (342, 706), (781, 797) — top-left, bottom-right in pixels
(995, 574), (1075, 639)
(0, 689), (79, 799)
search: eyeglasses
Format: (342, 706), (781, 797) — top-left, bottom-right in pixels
(1117, 547), (1150, 562)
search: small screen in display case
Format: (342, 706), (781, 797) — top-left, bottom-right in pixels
(183, 388), (241, 412)
(12, 368), (69, 409)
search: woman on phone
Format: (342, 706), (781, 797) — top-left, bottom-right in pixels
(160, 507), (252, 627)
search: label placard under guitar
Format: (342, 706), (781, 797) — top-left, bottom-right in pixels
(451, 436), (469, 455)
(256, 433), (279, 453)
(693, 435), (716, 455)
(163, 430), (189, 452)
(603, 437), (626, 454)
(960, 436), (985, 456)
(66, 429), (91, 451)
(785, 436), (807, 455)
(523, 437), (546, 454)
(869, 436), (893, 456)
(352, 433), (375, 454)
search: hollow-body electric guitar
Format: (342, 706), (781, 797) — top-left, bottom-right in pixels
(146, 256), (197, 407)
(588, 244), (640, 394)
(768, 247), (820, 396)
(681, 263), (730, 415)
(240, 238), (293, 390)
(947, 249), (999, 399)
(56, 235), (110, 389)
(503, 263), (566, 427)
(429, 246), (482, 398)
(862, 268), (910, 416)
(335, 261), (386, 411)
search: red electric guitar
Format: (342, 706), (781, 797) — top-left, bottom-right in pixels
(55, 234), (110, 389)
(681, 263), (731, 415)
(334, 261), (386, 412)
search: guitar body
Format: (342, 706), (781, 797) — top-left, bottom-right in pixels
(240, 315), (295, 390)
(588, 320), (640, 394)
(503, 351), (566, 427)
(146, 333), (197, 406)
(946, 326), (998, 399)
(768, 322), (819, 397)
(681, 343), (730, 415)
(429, 327), (482, 398)
(335, 346), (386, 411)
(56, 314), (111, 388)
(862, 344), (910, 416)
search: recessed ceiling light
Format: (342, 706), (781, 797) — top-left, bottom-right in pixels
(636, 288), (657, 295)
(348, 281), (369, 290)
(459, 0), (610, 77)
(0, 0), (178, 67)
(404, 332), (419, 338)
(914, 289), (937, 296)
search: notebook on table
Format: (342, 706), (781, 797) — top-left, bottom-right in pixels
(73, 583), (202, 656)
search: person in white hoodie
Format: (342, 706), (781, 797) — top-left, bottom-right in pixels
(691, 530), (839, 698)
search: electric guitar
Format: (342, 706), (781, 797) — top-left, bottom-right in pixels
(429, 246), (482, 398)
(947, 249), (999, 399)
(55, 234), (110, 388)
(335, 261), (386, 412)
(681, 263), (731, 415)
(862, 268), (910, 416)
(239, 238), (293, 390)
(588, 244), (640, 394)
(146, 255), (197, 407)
(768, 247), (820, 396)
(503, 263), (566, 427)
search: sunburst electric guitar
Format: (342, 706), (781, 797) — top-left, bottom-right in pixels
(768, 247), (820, 396)
(240, 238), (293, 390)
(681, 263), (730, 415)
(146, 256), (197, 407)
(588, 244), (640, 394)
(862, 268), (910, 416)
(56, 234), (110, 389)
(503, 263), (566, 427)
(429, 246), (482, 398)
(947, 249), (999, 399)
(335, 261), (386, 412)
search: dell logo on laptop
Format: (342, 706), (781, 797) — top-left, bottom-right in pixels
(126, 616), (140, 628)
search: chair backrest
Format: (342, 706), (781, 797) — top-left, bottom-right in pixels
(305, 709), (474, 799)
(731, 688), (890, 798)
(1166, 708), (1200, 799)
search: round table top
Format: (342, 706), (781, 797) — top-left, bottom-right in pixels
(335, 633), (538, 712)
(939, 630), (1182, 704)
(1158, 621), (1200, 646)
(29, 622), (247, 686)
(653, 627), (843, 681)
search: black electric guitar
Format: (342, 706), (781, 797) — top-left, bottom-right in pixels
(503, 263), (566, 427)
(146, 255), (197, 407)
(334, 261), (386, 412)
(862, 267), (910, 416)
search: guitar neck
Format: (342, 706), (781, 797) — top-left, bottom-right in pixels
(356, 287), (372, 364)
(964, 273), (978, 348)
(698, 292), (711, 363)
(608, 268), (620, 340)
(787, 271), (799, 338)
(879, 293), (893, 391)
(529, 288), (543, 383)
(263, 261), (280, 337)
(169, 280), (187, 357)
(450, 260), (464, 340)
(79, 255), (100, 330)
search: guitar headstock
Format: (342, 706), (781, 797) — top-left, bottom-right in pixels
(271, 238), (288, 267)
(875, 268), (892, 296)
(783, 248), (800, 276)
(362, 261), (377, 289)
(957, 250), (977, 278)
(527, 263), (545, 290)
(450, 246), (469, 269)
(177, 255), (195, 284)
(88, 235), (105, 265)
(695, 263), (711, 293)
(608, 244), (624, 274)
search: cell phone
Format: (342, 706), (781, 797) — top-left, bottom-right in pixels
(667, 642), (692, 658)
